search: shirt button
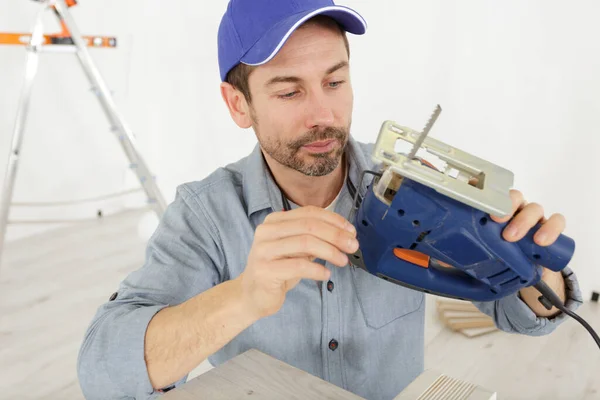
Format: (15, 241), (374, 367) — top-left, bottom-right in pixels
(327, 280), (334, 292)
(109, 292), (118, 301)
(329, 339), (338, 351)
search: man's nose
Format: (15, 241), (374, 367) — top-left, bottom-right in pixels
(304, 92), (335, 129)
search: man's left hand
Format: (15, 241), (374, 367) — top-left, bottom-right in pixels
(489, 188), (565, 246)
(489, 189), (567, 317)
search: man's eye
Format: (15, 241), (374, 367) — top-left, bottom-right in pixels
(278, 91), (298, 99)
(329, 80), (345, 88)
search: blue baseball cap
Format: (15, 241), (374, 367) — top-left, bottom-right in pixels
(217, 0), (367, 82)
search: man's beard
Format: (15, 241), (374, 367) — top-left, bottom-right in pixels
(258, 125), (350, 177)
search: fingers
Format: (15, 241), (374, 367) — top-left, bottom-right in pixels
(487, 188), (565, 246)
(256, 217), (358, 254)
(264, 205), (356, 234)
(268, 258), (332, 282)
(256, 206), (359, 267)
(490, 189), (526, 223)
(533, 213), (566, 246)
(503, 202), (545, 242)
(258, 234), (353, 267)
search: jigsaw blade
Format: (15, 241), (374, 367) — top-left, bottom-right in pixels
(407, 104), (442, 161)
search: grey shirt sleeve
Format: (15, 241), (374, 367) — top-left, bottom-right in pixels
(472, 266), (583, 335)
(77, 185), (225, 399)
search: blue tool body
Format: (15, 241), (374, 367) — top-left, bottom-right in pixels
(353, 176), (576, 302)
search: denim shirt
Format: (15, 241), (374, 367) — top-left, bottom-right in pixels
(77, 136), (583, 400)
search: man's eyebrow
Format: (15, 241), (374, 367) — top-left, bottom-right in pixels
(265, 61), (349, 87)
(326, 61), (349, 75)
(265, 76), (302, 87)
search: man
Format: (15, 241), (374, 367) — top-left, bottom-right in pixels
(77, 1), (583, 399)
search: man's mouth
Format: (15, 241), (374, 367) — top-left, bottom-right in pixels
(302, 139), (336, 153)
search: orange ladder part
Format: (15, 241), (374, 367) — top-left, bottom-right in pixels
(0, 0), (116, 48)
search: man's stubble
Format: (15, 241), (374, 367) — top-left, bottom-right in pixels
(250, 106), (350, 177)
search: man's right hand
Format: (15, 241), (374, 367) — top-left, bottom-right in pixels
(237, 206), (359, 319)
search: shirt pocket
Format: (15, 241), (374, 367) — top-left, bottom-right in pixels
(350, 266), (425, 329)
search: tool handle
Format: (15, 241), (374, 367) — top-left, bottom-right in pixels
(372, 223), (575, 302)
(376, 248), (500, 301)
(516, 223), (575, 272)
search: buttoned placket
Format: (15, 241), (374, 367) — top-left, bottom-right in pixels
(320, 184), (358, 390)
(266, 151), (364, 390)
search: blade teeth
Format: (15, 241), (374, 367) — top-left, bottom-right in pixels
(407, 104), (442, 159)
(422, 104), (442, 133)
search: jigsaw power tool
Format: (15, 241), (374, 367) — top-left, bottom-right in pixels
(349, 105), (600, 349)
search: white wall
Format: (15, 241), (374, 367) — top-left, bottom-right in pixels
(1, 0), (598, 298)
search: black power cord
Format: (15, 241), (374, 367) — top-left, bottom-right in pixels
(534, 280), (600, 350)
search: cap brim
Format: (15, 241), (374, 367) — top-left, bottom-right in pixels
(240, 5), (367, 67)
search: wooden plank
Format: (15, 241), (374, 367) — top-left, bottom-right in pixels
(445, 318), (496, 331)
(438, 310), (490, 319)
(436, 300), (480, 312)
(163, 349), (366, 400)
(459, 326), (499, 338)
(436, 298), (499, 336)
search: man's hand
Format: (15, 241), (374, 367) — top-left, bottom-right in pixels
(237, 206), (359, 319)
(489, 189), (567, 317)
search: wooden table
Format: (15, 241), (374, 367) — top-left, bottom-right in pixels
(162, 348), (497, 399)
(162, 348), (365, 399)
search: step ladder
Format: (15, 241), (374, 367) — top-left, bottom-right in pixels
(0, 0), (167, 266)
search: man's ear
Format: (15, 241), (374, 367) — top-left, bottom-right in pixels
(220, 82), (253, 129)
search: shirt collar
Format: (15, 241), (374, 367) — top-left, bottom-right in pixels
(242, 135), (375, 217)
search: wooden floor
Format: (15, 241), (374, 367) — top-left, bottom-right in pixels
(0, 209), (597, 399)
